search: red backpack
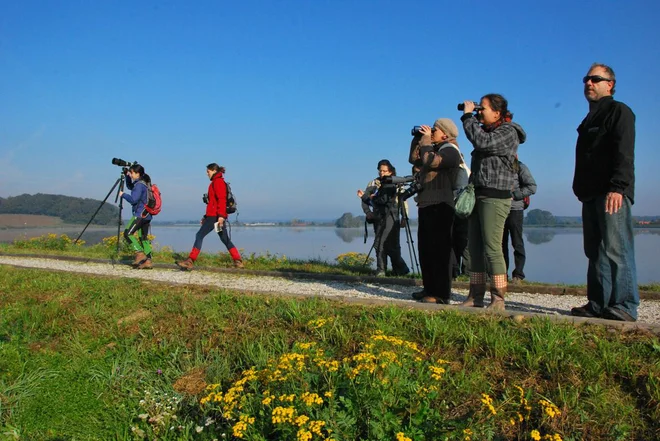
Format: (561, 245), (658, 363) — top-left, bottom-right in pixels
(143, 183), (162, 216)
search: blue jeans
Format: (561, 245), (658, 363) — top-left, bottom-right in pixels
(582, 195), (639, 319)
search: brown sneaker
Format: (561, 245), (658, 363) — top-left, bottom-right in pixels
(234, 260), (244, 269)
(137, 259), (153, 269)
(176, 257), (194, 270)
(132, 251), (147, 266)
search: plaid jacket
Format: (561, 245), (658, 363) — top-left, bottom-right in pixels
(461, 114), (526, 194)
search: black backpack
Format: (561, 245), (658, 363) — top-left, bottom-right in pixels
(226, 181), (237, 214)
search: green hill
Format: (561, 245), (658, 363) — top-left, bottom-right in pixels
(0, 193), (119, 225)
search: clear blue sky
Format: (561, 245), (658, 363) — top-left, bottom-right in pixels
(1, 0), (658, 221)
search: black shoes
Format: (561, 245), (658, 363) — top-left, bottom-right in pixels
(602, 307), (637, 322)
(571, 304), (637, 322)
(411, 290), (426, 300)
(571, 304), (600, 318)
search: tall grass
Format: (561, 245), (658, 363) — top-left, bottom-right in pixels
(1, 266), (659, 440)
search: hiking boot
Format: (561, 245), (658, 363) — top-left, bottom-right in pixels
(571, 304), (599, 318)
(511, 276), (523, 284)
(487, 286), (506, 311)
(176, 257), (194, 271)
(602, 307), (636, 322)
(234, 260), (244, 269)
(132, 251), (147, 267)
(375, 271), (386, 277)
(411, 289), (426, 300)
(137, 259), (153, 269)
(420, 296), (450, 305)
(461, 284), (486, 308)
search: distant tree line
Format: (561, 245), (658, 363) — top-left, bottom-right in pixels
(0, 194), (119, 225)
(335, 213), (366, 228)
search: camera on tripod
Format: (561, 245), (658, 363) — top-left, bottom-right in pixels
(111, 158), (138, 173)
(379, 175), (422, 201)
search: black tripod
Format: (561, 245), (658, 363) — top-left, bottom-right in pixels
(75, 170), (125, 257)
(398, 194), (420, 275)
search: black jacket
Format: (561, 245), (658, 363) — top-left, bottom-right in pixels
(573, 96), (635, 203)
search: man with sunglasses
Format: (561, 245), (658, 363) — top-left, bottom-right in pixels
(572, 63), (639, 322)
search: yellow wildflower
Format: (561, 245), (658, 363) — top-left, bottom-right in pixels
(531, 430), (541, 441)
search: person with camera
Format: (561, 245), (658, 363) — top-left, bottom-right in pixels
(571, 63), (639, 322)
(460, 94), (526, 310)
(502, 156), (537, 283)
(357, 159), (410, 277)
(119, 164), (153, 269)
(408, 119), (463, 303)
(176, 163), (244, 270)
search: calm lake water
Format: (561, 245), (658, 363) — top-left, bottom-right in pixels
(4, 225), (659, 285)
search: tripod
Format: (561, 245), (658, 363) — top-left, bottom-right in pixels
(75, 170), (126, 257)
(398, 195), (420, 275)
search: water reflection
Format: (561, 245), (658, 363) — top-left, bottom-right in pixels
(334, 228), (365, 243)
(525, 229), (555, 245)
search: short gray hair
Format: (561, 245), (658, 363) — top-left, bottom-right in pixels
(590, 62), (616, 95)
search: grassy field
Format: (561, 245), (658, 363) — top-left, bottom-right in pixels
(1, 265), (659, 440)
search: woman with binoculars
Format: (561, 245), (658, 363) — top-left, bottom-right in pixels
(460, 94), (526, 310)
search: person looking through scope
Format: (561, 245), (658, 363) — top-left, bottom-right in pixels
(408, 118), (464, 304)
(118, 163), (153, 269)
(459, 94), (526, 310)
(357, 160), (410, 277)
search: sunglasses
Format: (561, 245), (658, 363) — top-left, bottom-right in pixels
(583, 75), (613, 84)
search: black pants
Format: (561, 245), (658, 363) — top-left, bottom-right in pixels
(373, 211), (409, 274)
(451, 214), (469, 278)
(502, 209), (526, 279)
(418, 203), (455, 300)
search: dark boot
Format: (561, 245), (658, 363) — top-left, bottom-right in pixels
(487, 286), (506, 311)
(411, 289), (426, 300)
(461, 284), (486, 307)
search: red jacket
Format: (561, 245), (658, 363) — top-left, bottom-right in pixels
(206, 172), (228, 218)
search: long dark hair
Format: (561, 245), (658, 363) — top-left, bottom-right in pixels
(128, 164), (145, 177)
(377, 159), (396, 176)
(482, 93), (513, 123)
(207, 163), (226, 174)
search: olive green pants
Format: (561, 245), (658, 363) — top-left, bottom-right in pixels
(467, 197), (511, 275)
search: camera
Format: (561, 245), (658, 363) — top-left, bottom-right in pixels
(202, 193), (209, 204)
(457, 101), (484, 111)
(399, 179), (423, 201)
(111, 158), (137, 168)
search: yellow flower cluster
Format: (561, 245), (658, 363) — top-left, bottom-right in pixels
(481, 393), (497, 415)
(538, 399), (561, 418)
(294, 415), (310, 426)
(463, 428), (473, 441)
(395, 432), (412, 441)
(272, 406), (296, 424)
(307, 318), (329, 329)
(371, 331), (426, 356)
(429, 360), (449, 381)
(297, 428), (313, 441)
(345, 352), (377, 379)
(300, 392), (324, 406)
(232, 414), (255, 439)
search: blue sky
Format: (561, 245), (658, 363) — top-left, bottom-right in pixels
(1, 0), (658, 221)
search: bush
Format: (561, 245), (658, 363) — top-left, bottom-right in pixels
(13, 233), (84, 250)
(335, 252), (373, 269)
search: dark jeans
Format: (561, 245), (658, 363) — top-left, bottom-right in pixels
(582, 195), (639, 319)
(502, 209), (526, 279)
(451, 215), (469, 278)
(194, 216), (238, 253)
(418, 203), (454, 300)
(373, 211), (409, 274)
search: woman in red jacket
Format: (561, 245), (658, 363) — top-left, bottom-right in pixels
(176, 163), (244, 270)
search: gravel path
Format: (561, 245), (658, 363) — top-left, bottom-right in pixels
(2, 255), (659, 327)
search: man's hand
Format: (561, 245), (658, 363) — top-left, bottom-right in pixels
(357, 189), (364, 198)
(119, 191), (124, 197)
(605, 192), (623, 214)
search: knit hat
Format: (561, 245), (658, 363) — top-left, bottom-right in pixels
(432, 118), (459, 139)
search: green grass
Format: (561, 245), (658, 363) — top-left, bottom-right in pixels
(1, 266), (659, 440)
